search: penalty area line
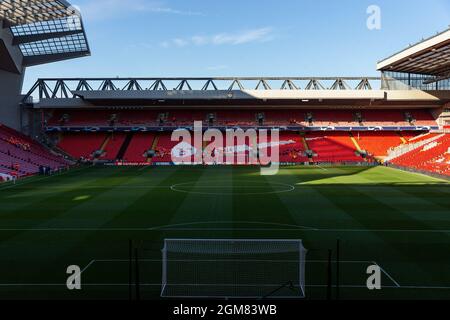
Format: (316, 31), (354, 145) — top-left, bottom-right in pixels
(315, 164), (328, 171)
(373, 261), (401, 288)
(0, 283), (448, 289)
(0, 227), (449, 233)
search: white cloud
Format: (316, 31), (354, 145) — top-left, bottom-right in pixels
(78, 0), (203, 21)
(161, 27), (274, 48)
(173, 38), (189, 47)
(191, 36), (209, 46)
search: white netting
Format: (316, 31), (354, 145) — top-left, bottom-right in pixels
(161, 239), (307, 298)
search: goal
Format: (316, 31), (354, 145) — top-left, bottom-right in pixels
(161, 239), (307, 298)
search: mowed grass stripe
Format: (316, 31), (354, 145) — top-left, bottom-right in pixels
(0, 166), (449, 298)
(275, 167), (369, 230)
(0, 167), (184, 284)
(50, 167), (194, 283)
(99, 166), (203, 231)
(356, 185), (450, 227)
(0, 167), (159, 256)
(0, 167), (132, 232)
(391, 186), (450, 210)
(0, 167), (161, 284)
(227, 167), (305, 240)
(311, 183), (450, 285)
(164, 166), (234, 239)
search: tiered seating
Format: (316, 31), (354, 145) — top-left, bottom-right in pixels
(0, 140), (39, 175)
(117, 111), (161, 126)
(354, 132), (404, 157)
(48, 110), (113, 126)
(404, 132), (439, 144)
(167, 111), (209, 126)
(278, 132), (308, 162)
(409, 110), (437, 126)
(123, 133), (155, 163)
(313, 110), (354, 126)
(262, 110), (305, 126)
(58, 133), (106, 159)
(362, 110), (405, 126)
(215, 111), (256, 126)
(100, 133), (126, 160)
(153, 133), (178, 162)
(361, 110), (436, 126)
(46, 109), (437, 128)
(0, 124), (69, 177)
(391, 135), (450, 176)
(306, 132), (361, 162)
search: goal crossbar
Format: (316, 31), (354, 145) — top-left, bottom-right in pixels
(161, 238), (307, 299)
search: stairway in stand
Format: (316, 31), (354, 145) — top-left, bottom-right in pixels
(116, 132), (134, 160)
(148, 133), (160, 162)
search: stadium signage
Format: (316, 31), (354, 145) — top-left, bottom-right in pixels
(45, 126), (440, 132)
(171, 122), (280, 175)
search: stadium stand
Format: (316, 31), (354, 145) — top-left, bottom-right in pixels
(45, 109), (437, 128)
(122, 133), (156, 163)
(404, 132), (440, 144)
(152, 133), (179, 163)
(306, 132), (362, 162)
(391, 134), (450, 176)
(0, 124), (69, 176)
(48, 110), (112, 126)
(354, 132), (405, 157)
(51, 127), (433, 164)
(57, 133), (107, 160)
(278, 132), (309, 163)
(100, 133), (127, 161)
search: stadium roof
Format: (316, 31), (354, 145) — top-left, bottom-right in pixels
(23, 77), (447, 109)
(0, 0), (90, 67)
(377, 27), (450, 80)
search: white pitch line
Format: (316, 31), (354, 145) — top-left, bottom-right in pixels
(0, 167), (89, 191)
(0, 227), (448, 233)
(0, 228), (152, 231)
(94, 259), (373, 263)
(81, 260), (96, 274)
(373, 261), (401, 288)
(0, 219), (449, 234)
(315, 228), (450, 233)
(156, 228), (315, 231)
(0, 283), (449, 289)
(147, 221), (318, 231)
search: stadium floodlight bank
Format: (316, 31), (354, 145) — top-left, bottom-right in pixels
(161, 239), (307, 299)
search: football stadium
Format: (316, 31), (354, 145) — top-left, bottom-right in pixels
(0, 0), (449, 303)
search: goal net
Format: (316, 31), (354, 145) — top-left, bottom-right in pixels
(161, 239), (307, 298)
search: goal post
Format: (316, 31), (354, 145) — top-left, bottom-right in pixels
(161, 239), (307, 298)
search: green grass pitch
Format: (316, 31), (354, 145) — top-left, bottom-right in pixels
(0, 165), (449, 300)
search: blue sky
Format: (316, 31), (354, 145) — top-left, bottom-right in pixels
(22, 0), (450, 91)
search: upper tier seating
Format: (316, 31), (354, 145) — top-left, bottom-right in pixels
(46, 109), (437, 128)
(48, 110), (113, 126)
